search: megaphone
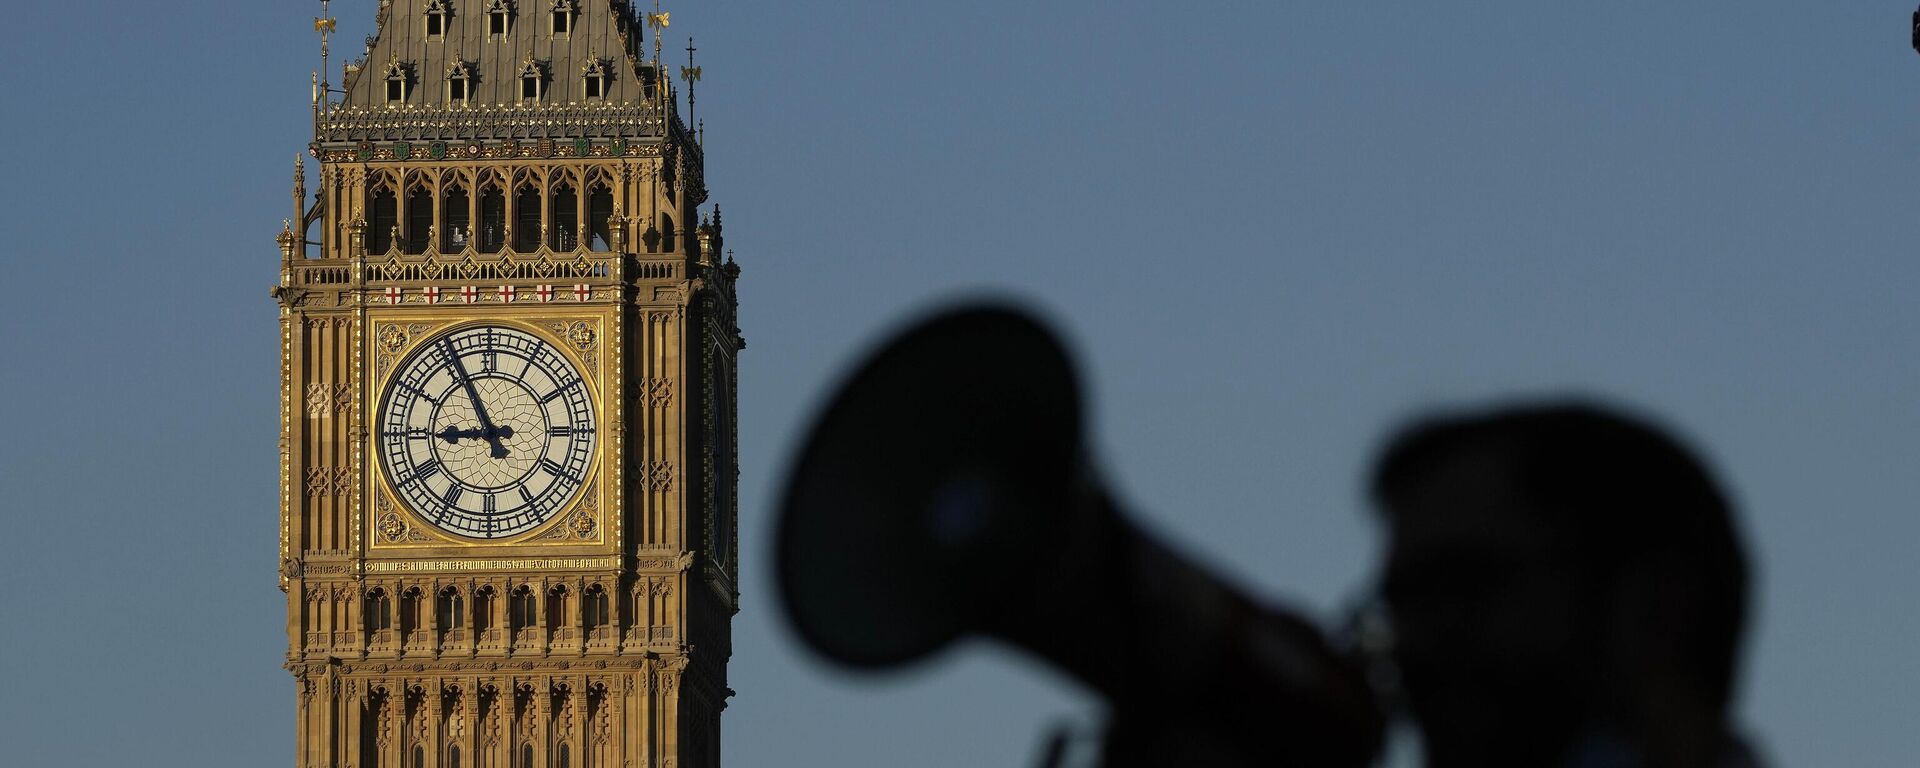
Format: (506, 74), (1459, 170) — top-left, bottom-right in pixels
(776, 304), (1384, 766)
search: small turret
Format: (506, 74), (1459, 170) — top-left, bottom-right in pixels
(695, 213), (717, 268)
(278, 219), (299, 263)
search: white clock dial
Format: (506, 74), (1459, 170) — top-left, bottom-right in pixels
(377, 324), (596, 539)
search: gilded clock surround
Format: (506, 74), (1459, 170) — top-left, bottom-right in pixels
(275, 3), (742, 767)
(367, 313), (612, 551)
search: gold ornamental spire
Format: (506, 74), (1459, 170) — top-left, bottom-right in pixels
(648, 0), (671, 63)
(682, 37), (702, 133)
(313, 0), (337, 126)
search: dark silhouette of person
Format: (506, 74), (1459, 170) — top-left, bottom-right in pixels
(1368, 403), (1765, 768)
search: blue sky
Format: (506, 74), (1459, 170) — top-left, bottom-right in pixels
(1, 2), (1916, 766)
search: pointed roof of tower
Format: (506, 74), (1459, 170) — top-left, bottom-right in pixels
(318, 0), (680, 143)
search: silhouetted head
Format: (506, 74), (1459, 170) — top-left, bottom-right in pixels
(1370, 402), (1749, 768)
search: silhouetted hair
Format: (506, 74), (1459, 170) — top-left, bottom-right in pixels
(1370, 402), (1749, 711)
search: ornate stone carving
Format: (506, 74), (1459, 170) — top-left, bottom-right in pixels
(377, 323), (408, 354)
(565, 321), (598, 352)
(305, 466), (353, 497)
(640, 460), (673, 492)
(568, 509), (597, 539)
(638, 377), (672, 408)
(378, 511), (409, 542)
(305, 383), (331, 418)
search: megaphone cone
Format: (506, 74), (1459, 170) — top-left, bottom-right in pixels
(777, 305), (1080, 667)
(777, 303), (1382, 766)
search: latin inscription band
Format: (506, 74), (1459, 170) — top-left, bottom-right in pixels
(366, 556), (619, 573)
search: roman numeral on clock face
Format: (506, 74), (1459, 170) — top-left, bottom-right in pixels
(540, 458), (574, 480)
(399, 383), (438, 405)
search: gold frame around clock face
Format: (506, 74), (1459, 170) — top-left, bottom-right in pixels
(370, 317), (606, 545)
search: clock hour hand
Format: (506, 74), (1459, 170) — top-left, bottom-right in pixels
(439, 424), (517, 445)
(443, 339), (511, 459)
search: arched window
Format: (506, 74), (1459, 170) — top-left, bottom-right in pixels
(587, 185), (613, 251)
(368, 187), (398, 255)
(712, 360), (735, 566)
(584, 584), (609, 631)
(443, 184), (471, 252)
(474, 586), (496, 631)
(479, 185), (506, 253)
(510, 586), (536, 630)
(400, 587), (425, 635)
(557, 744), (571, 768)
(361, 690), (388, 768)
(549, 184), (578, 251)
(449, 745), (461, 768)
(545, 584), (571, 630)
(365, 588), (392, 631)
(438, 586), (465, 630)
(521, 744), (534, 768)
(414, 745), (426, 768)
(405, 185), (433, 254)
(659, 214), (676, 253)
(513, 185), (542, 252)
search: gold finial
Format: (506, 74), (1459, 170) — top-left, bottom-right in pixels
(315, 0), (336, 118)
(648, 0), (670, 62)
(682, 37), (701, 131)
(681, 38), (701, 84)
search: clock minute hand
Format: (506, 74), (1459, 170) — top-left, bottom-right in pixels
(443, 340), (510, 459)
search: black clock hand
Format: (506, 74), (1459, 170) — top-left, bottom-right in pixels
(439, 424), (517, 445)
(443, 339), (511, 459)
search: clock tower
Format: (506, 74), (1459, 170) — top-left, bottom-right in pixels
(274, 2), (741, 767)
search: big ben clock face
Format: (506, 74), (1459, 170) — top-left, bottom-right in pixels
(378, 324), (596, 539)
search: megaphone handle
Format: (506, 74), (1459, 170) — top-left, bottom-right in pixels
(993, 488), (1384, 766)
